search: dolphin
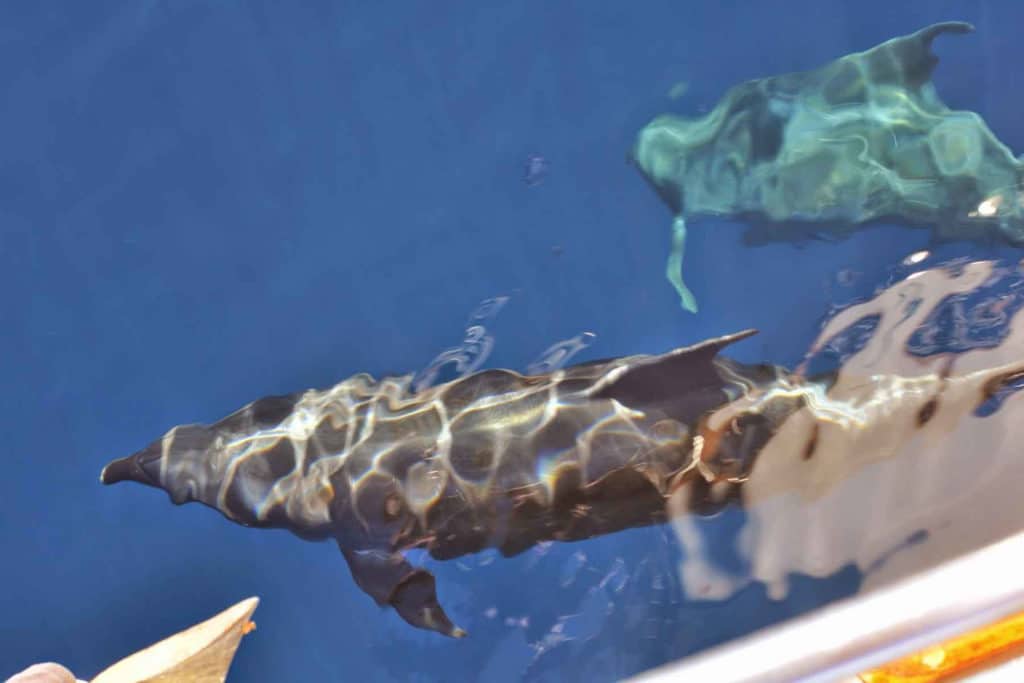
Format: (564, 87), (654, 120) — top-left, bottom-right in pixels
(632, 22), (1024, 312)
(100, 329), (785, 637)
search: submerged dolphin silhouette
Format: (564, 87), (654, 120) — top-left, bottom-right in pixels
(632, 22), (1024, 312)
(100, 327), (1024, 636)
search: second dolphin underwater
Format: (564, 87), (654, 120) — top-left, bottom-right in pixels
(632, 22), (1024, 312)
(100, 327), (1024, 637)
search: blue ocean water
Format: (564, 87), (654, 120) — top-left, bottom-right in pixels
(3, 2), (1023, 680)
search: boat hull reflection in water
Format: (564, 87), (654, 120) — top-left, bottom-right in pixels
(672, 258), (1024, 604)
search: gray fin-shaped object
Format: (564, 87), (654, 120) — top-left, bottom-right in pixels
(591, 329), (758, 407)
(340, 545), (466, 638)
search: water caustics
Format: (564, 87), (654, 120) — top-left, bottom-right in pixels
(526, 331), (597, 376)
(412, 296), (510, 393)
(632, 22), (1024, 312)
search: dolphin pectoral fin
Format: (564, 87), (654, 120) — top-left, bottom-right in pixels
(667, 215), (698, 313)
(340, 545), (466, 638)
(391, 568), (467, 638)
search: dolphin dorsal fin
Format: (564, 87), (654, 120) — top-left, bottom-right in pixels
(590, 329), (758, 406)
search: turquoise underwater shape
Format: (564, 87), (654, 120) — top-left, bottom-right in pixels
(631, 22), (1024, 312)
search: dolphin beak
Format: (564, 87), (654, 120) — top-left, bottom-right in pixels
(100, 443), (161, 487)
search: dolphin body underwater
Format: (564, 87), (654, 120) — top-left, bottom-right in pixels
(100, 328), (1024, 637)
(632, 22), (1024, 312)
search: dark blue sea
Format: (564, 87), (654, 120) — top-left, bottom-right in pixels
(4, 2), (1024, 681)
